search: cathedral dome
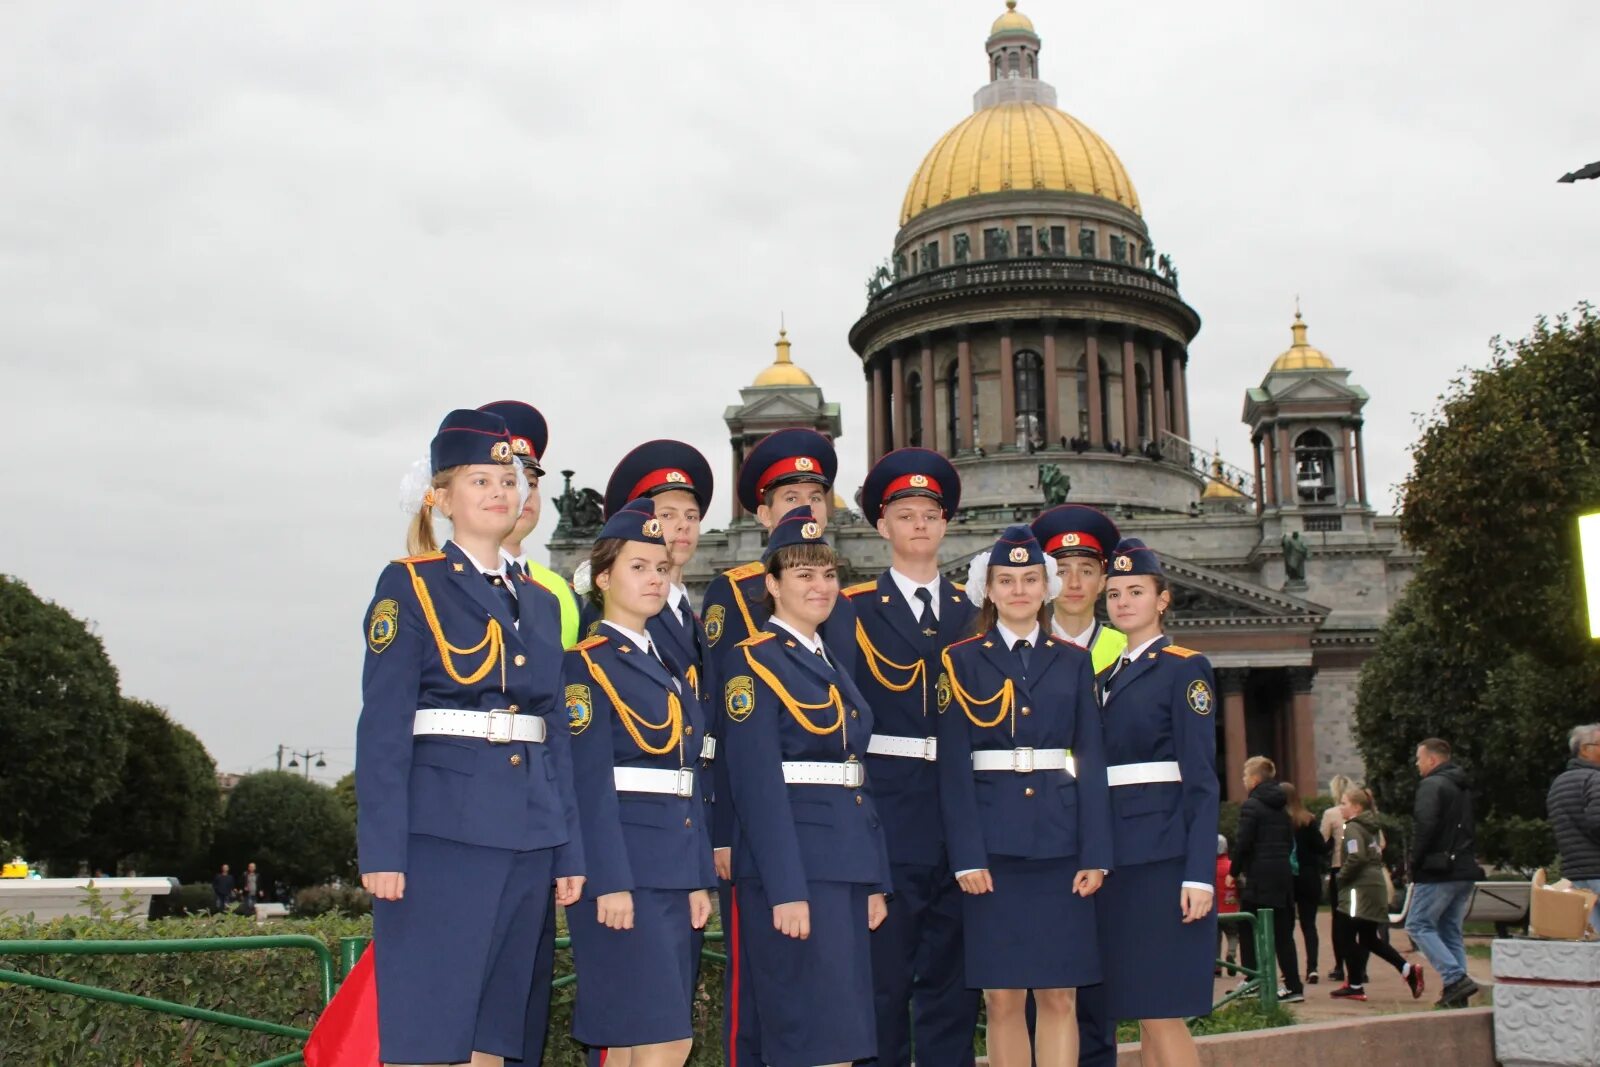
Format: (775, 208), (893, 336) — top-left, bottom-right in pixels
(1270, 309), (1335, 371)
(990, 0), (1036, 37)
(751, 328), (816, 387)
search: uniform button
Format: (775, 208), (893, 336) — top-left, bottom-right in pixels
(1021, 706), (1032, 716)
(514, 654), (526, 667)
(1024, 787), (1035, 797)
(508, 704), (519, 712)
(684, 818), (694, 828)
(855, 795), (864, 805)
(685, 725), (694, 735)
(850, 710), (859, 719)
(510, 755), (523, 767)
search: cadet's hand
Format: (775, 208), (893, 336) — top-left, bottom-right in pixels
(362, 872), (405, 901)
(689, 890), (713, 930)
(1073, 870), (1104, 897)
(597, 891), (635, 930)
(957, 870), (994, 895)
(555, 876), (585, 907)
(866, 893), (888, 930)
(713, 847), (732, 882)
(1181, 886), (1214, 923)
(773, 901), (810, 939)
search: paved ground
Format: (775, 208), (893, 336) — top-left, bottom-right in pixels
(1213, 909), (1495, 1020)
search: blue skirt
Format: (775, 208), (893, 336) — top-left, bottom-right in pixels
(371, 834), (554, 1063)
(738, 878), (876, 1067)
(1096, 856), (1217, 1019)
(567, 887), (703, 1046)
(961, 856), (1100, 990)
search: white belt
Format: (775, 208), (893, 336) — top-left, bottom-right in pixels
(1106, 760), (1182, 787)
(972, 747), (1074, 775)
(699, 735), (717, 761)
(867, 734), (938, 761)
(413, 709), (546, 745)
(782, 761), (865, 788)
(614, 766), (697, 798)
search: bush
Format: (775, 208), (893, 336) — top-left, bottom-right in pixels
(1113, 997), (1295, 1042)
(292, 885), (372, 918)
(1477, 814), (1557, 874)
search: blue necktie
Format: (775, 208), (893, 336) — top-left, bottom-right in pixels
(1013, 638), (1032, 675)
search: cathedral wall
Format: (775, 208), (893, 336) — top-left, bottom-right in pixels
(1311, 666), (1366, 786)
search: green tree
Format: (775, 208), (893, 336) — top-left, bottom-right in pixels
(0, 576), (128, 869)
(1357, 304), (1600, 866)
(212, 772), (355, 891)
(332, 771), (356, 824)
(77, 700), (220, 879)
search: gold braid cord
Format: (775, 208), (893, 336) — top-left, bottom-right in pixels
(855, 619), (927, 717)
(581, 650), (683, 757)
(406, 563), (505, 689)
(742, 647), (845, 736)
(727, 577), (760, 644)
(939, 648), (1014, 732)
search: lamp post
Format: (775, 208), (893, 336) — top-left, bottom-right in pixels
(277, 746), (328, 779)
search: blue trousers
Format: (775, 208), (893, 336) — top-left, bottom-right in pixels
(1404, 880), (1473, 986)
(870, 860), (979, 1067)
(721, 878), (763, 1067)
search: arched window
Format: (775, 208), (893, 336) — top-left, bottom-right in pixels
(1135, 363), (1151, 443)
(905, 371), (923, 448)
(1294, 429), (1336, 502)
(1014, 350), (1045, 450)
(946, 361), (961, 457)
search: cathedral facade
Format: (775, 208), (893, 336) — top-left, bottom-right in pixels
(551, 2), (1414, 800)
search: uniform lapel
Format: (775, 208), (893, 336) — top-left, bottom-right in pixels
(937, 578), (972, 648)
(780, 630), (840, 689)
(649, 607), (696, 672)
(444, 542), (519, 636)
(605, 626), (680, 692)
(1102, 634), (1169, 706)
(1028, 637), (1066, 688)
(974, 629), (1019, 687)
(874, 570), (934, 655)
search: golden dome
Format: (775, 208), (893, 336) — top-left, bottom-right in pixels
(1270, 309), (1335, 371)
(752, 328), (816, 387)
(1201, 455), (1248, 500)
(901, 101), (1140, 225)
(990, 0), (1036, 36)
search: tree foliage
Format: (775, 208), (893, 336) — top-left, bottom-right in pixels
(212, 771), (355, 891)
(0, 576), (128, 867)
(1357, 304), (1600, 864)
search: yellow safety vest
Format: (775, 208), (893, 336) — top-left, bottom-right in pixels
(1088, 623), (1128, 674)
(526, 560), (581, 650)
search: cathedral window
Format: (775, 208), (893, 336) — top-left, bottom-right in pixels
(1014, 350), (1045, 450)
(1050, 226), (1066, 257)
(1017, 225), (1033, 256)
(1294, 429), (1337, 503)
(924, 240), (940, 270)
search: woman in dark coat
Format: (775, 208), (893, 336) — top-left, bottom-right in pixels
(1283, 781), (1325, 986)
(1229, 756), (1302, 1002)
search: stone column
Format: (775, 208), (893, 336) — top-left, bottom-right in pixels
(1277, 424), (1294, 507)
(920, 336), (936, 452)
(730, 437), (745, 520)
(1151, 341), (1168, 443)
(1339, 423), (1356, 506)
(1172, 351), (1191, 440)
(1120, 330), (1137, 447)
(1355, 424), (1370, 506)
(890, 348), (906, 450)
(957, 330), (974, 453)
(999, 324), (1016, 451)
(1043, 319), (1060, 444)
(1289, 667), (1318, 793)
(1086, 325), (1104, 446)
(870, 357), (887, 463)
(1219, 669), (1249, 803)
(1253, 436), (1266, 514)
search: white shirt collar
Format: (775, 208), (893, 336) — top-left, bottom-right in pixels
(1052, 617), (1098, 648)
(996, 621), (1042, 650)
(667, 583), (689, 613)
(1121, 634), (1163, 664)
(600, 619), (654, 656)
(888, 568), (941, 620)
(768, 616), (826, 656)
(454, 541), (513, 590)
(500, 547), (529, 573)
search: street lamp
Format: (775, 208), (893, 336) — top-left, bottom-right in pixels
(279, 746), (329, 779)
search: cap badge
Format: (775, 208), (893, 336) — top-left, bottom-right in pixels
(909, 474), (929, 488)
(642, 518), (663, 538)
(666, 470), (688, 483)
(490, 440), (513, 463)
(1063, 533), (1081, 546)
(794, 457), (816, 473)
(1008, 546), (1030, 564)
(511, 437), (532, 456)
(1113, 555), (1133, 572)
(801, 521), (821, 540)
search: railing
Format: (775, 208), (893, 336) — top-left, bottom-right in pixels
(865, 257), (1183, 312)
(1209, 909), (1279, 1014)
(1159, 430), (1255, 499)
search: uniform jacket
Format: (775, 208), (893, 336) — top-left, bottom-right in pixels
(1096, 636), (1219, 886)
(721, 626), (891, 905)
(1547, 757), (1600, 880)
(563, 630), (715, 898)
(1230, 780), (1293, 907)
(844, 572), (974, 867)
(937, 629), (1113, 873)
(1336, 811), (1390, 923)
(356, 541), (583, 877)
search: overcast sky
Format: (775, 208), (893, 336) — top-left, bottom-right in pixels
(4, 1), (1596, 778)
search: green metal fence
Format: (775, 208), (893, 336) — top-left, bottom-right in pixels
(1210, 908), (1278, 1013)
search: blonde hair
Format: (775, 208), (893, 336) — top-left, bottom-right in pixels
(1328, 773), (1353, 800)
(1341, 786), (1374, 811)
(1243, 755), (1276, 781)
(406, 470), (455, 556)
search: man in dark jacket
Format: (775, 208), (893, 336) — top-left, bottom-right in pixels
(1230, 756), (1303, 1001)
(1404, 738), (1482, 1007)
(1547, 723), (1600, 933)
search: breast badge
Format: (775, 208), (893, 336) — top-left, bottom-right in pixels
(565, 684), (594, 734)
(367, 599), (399, 653)
(1187, 679), (1213, 716)
(705, 604), (726, 646)
(935, 671), (953, 713)
(725, 675), (755, 722)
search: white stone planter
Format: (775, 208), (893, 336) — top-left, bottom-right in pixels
(1494, 938), (1600, 1067)
(0, 878), (178, 923)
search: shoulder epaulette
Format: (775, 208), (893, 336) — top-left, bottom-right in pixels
(951, 581), (966, 592)
(737, 631), (778, 649)
(945, 634), (983, 651)
(1162, 645), (1200, 658)
(1050, 638), (1090, 654)
(726, 560), (765, 581)
(574, 634), (609, 652)
(392, 552), (445, 564)
(842, 580), (876, 598)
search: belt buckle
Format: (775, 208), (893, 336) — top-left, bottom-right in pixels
(675, 767), (696, 798)
(921, 736), (938, 762)
(1011, 746), (1035, 773)
(485, 710), (515, 745)
(843, 762), (865, 789)
(700, 735), (717, 762)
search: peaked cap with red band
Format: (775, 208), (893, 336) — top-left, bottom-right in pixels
(737, 427), (837, 512)
(860, 447), (961, 523)
(476, 400), (549, 475)
(603, 439), (714, 518)
(1030, 504), (1121, 561)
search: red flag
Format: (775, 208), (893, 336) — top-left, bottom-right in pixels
(303, 943), (381, 1067)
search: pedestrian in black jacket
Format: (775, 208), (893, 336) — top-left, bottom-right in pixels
(1404, 738), (1483, 1008)
(1230, 757), (1303, 1001)
(1547, 723), (1600, 933)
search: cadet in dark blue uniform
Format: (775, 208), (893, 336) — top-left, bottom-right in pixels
(843, 448), (980, 1067)
(700, 427), (858, 1067)
(1096, 538), (1219, 1067)
(564, 498), (716, 1066)
(936, 527), (1112, 1067)
(722, 507), (891, 1067)
(356, 409), (585, 1066)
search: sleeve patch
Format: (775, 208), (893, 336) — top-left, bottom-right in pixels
(565, 684), (594, 734)
(705, 604), (726, 646)
(935, 671), (953, 712)
(1347, 838), (1361, 855)
(367, 599), (399, 653)
(1186, 679), (1213, 716)
(725, 675), (755, 722)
